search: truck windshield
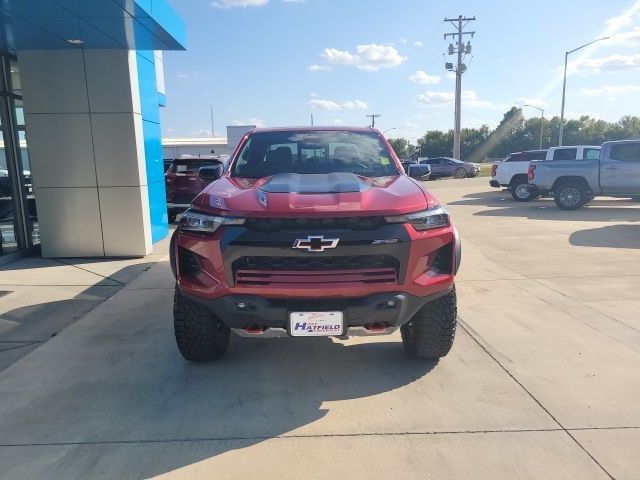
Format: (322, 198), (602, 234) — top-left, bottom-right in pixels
(231, 131), (400, 178)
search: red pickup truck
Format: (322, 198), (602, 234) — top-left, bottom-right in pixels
(165, 155), (228, 222)
(170, 127), (461, 361)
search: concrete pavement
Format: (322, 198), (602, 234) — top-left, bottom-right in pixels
(0, 177), (638, 479)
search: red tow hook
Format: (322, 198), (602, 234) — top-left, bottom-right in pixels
(244, 325), (265, 334)
(365, 322), (388, 333)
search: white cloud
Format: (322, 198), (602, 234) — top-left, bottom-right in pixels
(233, 117), (267, 128)
(446, 71), (456, 80)
(580, 84), (640, 96)
(399, 38), (408, 45)
(212, 0), (268, 8)
(414, 41), (424, 47)
(606, 11), (639, 29)
(416, 90), (508, 110)
(607, 27), (640, 47)
(571, 53), (640, 73)
(309, 92), (317, 97)
(319, 44), (407, 72)
(409, 70), (440, 85)
(332, 118), (344, 125)
(307, 64), (333, 72)
(416, 91), (455, 105)
(308, 99), (368, 111)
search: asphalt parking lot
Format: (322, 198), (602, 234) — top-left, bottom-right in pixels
(0, 176), (638, 479)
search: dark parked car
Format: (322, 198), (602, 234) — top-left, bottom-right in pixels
(419, 157), (480, 179)
(400, 160), (431, 180)
(165, 155), (228, 222)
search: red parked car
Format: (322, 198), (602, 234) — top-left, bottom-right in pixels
(165, 155), (228, 222)
(170, 127), (461, 361)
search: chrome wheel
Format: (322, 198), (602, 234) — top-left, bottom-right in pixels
(560, 187), (581, 207)
(514, 184), (531, 199)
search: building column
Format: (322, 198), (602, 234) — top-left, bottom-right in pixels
(18, 48), (167, 258)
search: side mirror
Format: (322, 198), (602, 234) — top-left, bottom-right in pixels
(407, 164), (431, 180)
(199, 164), (223, 182)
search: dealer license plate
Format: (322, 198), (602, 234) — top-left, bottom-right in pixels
(289, 311), (344, 337)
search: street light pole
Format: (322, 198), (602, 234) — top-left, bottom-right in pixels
(525, 104), (545, 150)
(383, 127), (397, 135)
(559, 37), (609, 146)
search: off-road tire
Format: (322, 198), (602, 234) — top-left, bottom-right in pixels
(454, 168), (467, 179)
(510, 177), (538, 202)
(401, 287), (457, 359)
(174, 286), (230, 362)
(554, 182), (587, 210)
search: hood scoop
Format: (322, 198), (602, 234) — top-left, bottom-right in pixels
(259, 173), (369, 194)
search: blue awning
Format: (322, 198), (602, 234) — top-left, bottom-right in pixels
(0, 0), (186, 53)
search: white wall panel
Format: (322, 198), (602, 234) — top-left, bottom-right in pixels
(35, 187), (104, 258)
(26, 113), (97, 189)
(19, 50), (89, 114)
(92, 113), (147, 187)
(99, 186), (152, 257)
(84, 50), (140, 114)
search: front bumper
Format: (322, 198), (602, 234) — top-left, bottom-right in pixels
(184, 288), (453, 334)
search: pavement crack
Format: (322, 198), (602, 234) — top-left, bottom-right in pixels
(52, 259), (126, 286)
(2, 427), (638, 448)
(457, 316), (616, 480)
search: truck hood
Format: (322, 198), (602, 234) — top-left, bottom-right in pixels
(195, 172), (436, 217)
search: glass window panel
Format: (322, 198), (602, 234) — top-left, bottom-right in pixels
(10, 60), (21, 97)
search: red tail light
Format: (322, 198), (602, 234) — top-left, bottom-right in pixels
(491, 164), (497, 177)
(528, 164), (536, 181)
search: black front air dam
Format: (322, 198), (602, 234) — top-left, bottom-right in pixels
(183, 288), (453, 331)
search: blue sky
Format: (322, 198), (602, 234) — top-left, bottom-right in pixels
(161, 0), (640, 142)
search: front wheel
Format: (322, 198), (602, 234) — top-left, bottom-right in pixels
(401, 288), (457, 359)
(554, 182), (587, 210)
(454, 168), (467, 179)
(174, 287), (230, 362)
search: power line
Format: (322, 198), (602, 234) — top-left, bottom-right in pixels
(444, 15), (476, 160)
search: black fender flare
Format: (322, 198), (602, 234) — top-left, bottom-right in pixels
(453, 226), (462, 275)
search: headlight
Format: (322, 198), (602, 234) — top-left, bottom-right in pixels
(384, 206), (450, 231)
(179, 209), (245, 233)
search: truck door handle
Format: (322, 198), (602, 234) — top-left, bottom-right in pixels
(605, 165), (619, 170)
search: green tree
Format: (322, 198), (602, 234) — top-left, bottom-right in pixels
(387, 137), (411, 158)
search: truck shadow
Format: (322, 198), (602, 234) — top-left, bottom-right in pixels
(570, 224), (640, 249)
(448, 191), (640, 223)
(0, 270), (439, 478)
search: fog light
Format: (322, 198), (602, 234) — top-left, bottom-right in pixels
(237, 302), (247, 309)
(387, 300), (396, 307)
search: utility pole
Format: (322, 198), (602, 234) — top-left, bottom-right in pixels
(310, 113), (314, 126)
(444, 15), (475, 160)
(366, 114), (381, 128)
(210, 105), (215, 137)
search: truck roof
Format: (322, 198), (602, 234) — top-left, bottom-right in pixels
(250, 126), (377, 134)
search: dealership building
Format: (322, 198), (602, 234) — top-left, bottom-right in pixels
(0, 0), (186, 264)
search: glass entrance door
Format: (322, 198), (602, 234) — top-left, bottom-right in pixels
(0, 55), (32, 258)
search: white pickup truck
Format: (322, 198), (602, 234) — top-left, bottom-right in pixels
(490, 146), (601, 201)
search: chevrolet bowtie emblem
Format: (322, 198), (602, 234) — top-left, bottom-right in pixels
(293, 236), (340, 253)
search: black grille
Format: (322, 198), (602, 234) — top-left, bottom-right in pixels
(232, 255), (399, 273)
(245, 216), (385, 232)
(172, 194), (196, 204)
